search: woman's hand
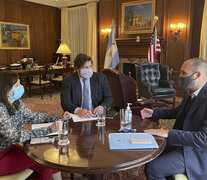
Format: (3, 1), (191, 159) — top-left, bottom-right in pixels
(62, 111), (71, 120)
(50, 120), (63, 132)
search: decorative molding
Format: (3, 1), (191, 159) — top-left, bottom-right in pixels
(59, 0), (99, 7)
(24, 0), (59, 7)
(24, 0), (99, 8)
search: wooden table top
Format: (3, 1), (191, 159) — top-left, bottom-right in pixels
(24, 115), (166, 174)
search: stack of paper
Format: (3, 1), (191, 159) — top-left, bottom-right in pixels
(108, 133), (158, 149)
(71, 114), (97, 122)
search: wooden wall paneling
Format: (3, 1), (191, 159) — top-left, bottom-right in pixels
(0, 0), (60, 67)
(165, 0), (190, 70)
(0, 0), (7, 66)
(21, 3), (33, 56)
(30, 6), (44, 64)
(0, 0), (5, 21)
(5, 0), (21, 22)
(98, 0), (115, 71)
(43, 8), (59, 64)
(190, 0), (205, 58)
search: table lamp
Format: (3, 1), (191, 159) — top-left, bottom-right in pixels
(56, 43), (71, 65)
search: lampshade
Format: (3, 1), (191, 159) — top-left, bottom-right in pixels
(56, 43), (71, 54)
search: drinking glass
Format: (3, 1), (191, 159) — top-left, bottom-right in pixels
(120, 109), (129, 129)
(58, 145), (69, 164)
(58, 120), (70, 146)
(96, 106), (106, 127)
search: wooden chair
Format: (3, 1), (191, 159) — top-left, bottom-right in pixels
(52, 63), (74, 85)
(28, 64), (53, 99)
(0, 169), (33, 180)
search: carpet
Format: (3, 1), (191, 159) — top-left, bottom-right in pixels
(22, 92), (181, 180)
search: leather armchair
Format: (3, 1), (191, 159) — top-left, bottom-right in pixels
(102, 68), (142, 115)
(135, 63), (176, 107)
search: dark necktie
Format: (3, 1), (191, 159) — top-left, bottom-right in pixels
(82, 79), (90, 110)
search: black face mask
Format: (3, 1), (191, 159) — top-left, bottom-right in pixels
(178, 73), (196, 91)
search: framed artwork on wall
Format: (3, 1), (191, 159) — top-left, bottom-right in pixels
(0, 22), (30, 49)
(121, 0), (155, 34)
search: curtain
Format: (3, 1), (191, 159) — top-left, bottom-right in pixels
(68, 6), (88, 64)
(199, 0), (207, 60)
(61, 8), (69, 46)
(87, 3), (98, 72)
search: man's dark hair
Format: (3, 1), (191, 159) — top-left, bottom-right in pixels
(74, 53), (93, 69)
(0, 71), (20, 115)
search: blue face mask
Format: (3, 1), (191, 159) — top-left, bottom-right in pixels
(9, 86), (25, 101)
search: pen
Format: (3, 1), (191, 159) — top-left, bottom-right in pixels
(119, 129), (136, 132)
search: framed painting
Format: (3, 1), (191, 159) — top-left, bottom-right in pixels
(0, 22), (30, 49)
(121, 0), (155, 34)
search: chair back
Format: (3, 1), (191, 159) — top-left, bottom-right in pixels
(102, 68), (138, 110)
(63, 63), (75, 78)
(139, 63), (160, 87)
(39, 64), (53, 83)
(102, 68), (125, 109)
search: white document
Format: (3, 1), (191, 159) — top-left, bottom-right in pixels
(71, 114), (97, 122)
(31, 122), (58, 136)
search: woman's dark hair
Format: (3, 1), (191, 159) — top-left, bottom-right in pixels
(74, 53), (93, 69)
(0, 71), (20, 116)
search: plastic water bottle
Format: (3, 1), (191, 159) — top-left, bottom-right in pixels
(125, 103), (132, 129)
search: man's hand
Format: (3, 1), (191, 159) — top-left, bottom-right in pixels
(92, 106), (103, 116)
(141, 108), (153, 119)
(77, 108), (93, 118)
(62, 111), (71, 120)
(144, 128), (169, 138)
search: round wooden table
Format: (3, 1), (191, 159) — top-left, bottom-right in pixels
(24, 115), (166, 175)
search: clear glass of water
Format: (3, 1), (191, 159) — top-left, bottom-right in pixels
(58, 120), (70, 146)
(96, 106), (106, 127)
(120, 109), (129, 129)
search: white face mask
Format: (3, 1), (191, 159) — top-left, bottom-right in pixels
(80, 68), (93, 79)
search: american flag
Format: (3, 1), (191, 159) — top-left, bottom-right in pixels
(147, 25), (161, 63)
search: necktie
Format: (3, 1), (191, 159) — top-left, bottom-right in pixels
(82, 79), (90, 110)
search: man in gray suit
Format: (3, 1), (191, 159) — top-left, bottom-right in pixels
(61, 53), (113, 118)
(141, 58), (207, 180)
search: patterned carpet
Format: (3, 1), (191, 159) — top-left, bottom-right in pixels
(22, 92), (182, 180)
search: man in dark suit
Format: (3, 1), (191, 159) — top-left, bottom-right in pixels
(61, 53), (113, 118)
(141, 58), (207, 180)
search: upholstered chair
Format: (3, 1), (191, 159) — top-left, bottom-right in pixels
(135, 63), (176, 107)
(102, 68), (142, 115)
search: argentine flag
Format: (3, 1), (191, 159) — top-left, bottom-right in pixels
(104, 25), (119, 68)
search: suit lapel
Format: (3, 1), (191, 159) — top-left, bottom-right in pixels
(90, 73), (96, 107)
(72, 73), (82, 106)
(186, 83), (207, 118)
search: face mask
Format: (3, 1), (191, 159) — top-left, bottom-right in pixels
(80, 68), (93, 79)
(9, 85), (25, 101)
(178, 73), (196, 91)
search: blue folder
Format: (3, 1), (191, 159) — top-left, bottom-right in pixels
(108, 133), (158, 150)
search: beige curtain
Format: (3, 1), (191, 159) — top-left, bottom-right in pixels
(87, 3), (98, 72)
(199, 0), (207, 60)
(68, 6), (88, 64)
(61, 8), (69, 46)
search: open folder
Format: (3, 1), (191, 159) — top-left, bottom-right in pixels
(108, 133), (158, 150)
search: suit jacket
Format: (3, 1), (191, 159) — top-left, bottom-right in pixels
(152, 83), (207, 180)
(61, 72), (113, 113)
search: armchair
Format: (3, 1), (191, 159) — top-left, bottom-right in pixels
(135, 63), (176, 107)
(102, 68), (141, 115)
